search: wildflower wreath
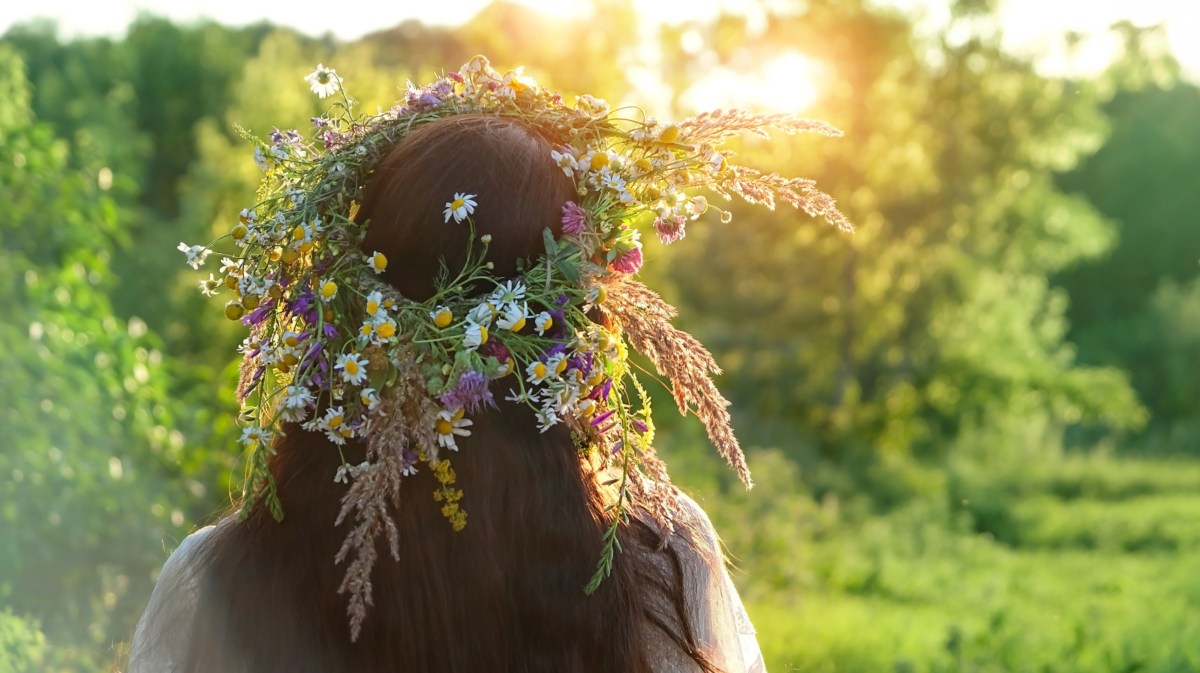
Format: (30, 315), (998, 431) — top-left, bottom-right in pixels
(181, 55), (851, 638)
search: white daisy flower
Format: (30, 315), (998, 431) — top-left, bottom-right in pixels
(525, 359), (551, 385)
(198, 274), (221, 297)
(534, 311), (554, 335)
(434, 409), (473, 451)
(305, 63), (341, 99)
(443, 193), (477, 223)
(462, 321), (488, 350)
(364, 291), (384, 318)
(177, 242), (212, 269)
(550, 148), (577, 177)
(468, 301), (495, 326)
(335, 352), (368, 385)
(321, 406), (348, 445)
(366, 251), (388, 274)
(359, 387), (381, 411)
(283, 385), (315, 410)
(505, 389), (531, 404)
(239, 426), (269, 446)
(490, 280), (526, 304)
(535, 408), (560, 433)
(496, 302), (528, 331)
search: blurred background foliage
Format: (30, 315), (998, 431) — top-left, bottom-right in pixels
(1, 0), (1198, 670)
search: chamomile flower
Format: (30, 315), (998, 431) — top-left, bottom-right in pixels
(367, 251), (388, 273)
(431, 306), (453, 328)
(443, 193), (477, 223)
(496, 302), (528, 331)
(535, 408), (560, 433)
(177, 242), (212, 269)
(365, 291), (384, 318)
(284, 385), (315, 410)
(462, 321), (488, 349)
(240, 426), (269, 446)
(336, 352), (368, 385)
(320, 279), (338, 301)
(198, 274), (221, 296)
(359, 387), (381, 411)
(468, 302), (495, 326)
(550, 148), (578, 177)
(374, 319), (398, 341)
(526, 359), (551, 385)
(534, 311), (554, 335)
(435, 409), (473, 451)
(490, 280), (526, 304)
(305, 64), (341, 99)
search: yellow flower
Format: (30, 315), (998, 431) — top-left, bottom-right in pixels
(431, 306), (453, 329)
(369, 251), (388, 273)
(320, 280), (338, 300)
(360, 322), (374, 336)
(375, 320), (397, 339)
(659, 124), (680, 144)
(224, 301), (244, 321)
(365, 291), (383, 317)
(590, 152), (610, 170)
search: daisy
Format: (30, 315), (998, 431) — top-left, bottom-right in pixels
(305, 64), (341, 99)
(468, 302), (495, 326)
(443, 193), (477, 223)
(320, 280), (338, 301)
(496, 302), (528, 331)
(462, 321), (488, 349)
(283, 385), (315, 410)
(435, 409), (473, 451)
(550, 148), (577, 177)
(430, 306), (453, 328)
(359, 387), (380, 411)
(198, 274), (221, 297)
(526, 359), (551, 385)
(373, 319), (397, 341)
(534, 311), (554, 335)
(367, 251), (388, 273)
(336, 352), (368, 385)
(490, 280), (526, 304)
(365, 291), (384, 318)
(239, 426), (269, 447)
(177, 242), (212, 270)
(535, 408), (560, 433)
(321, 406), (348, 444)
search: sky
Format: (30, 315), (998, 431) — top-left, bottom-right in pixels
(1, 0), (1198, 81)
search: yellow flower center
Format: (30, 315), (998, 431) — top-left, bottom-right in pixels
(321, 281), (338, 300)
(232, 224), (248, 240)
(292, 225), (306, 241)
(510, 316), (526, 331)
(344, 359), (359, 376)
(451, 198), (465, 211)
(433, 309), (452, 329)
(327, 415), (343, 429)
(591, 152), (610, 170)
(360, 323), (374, 336)
(477, 325), (489, 345)
(533, 362), (548, 380)
(376, 322), (396, 339)
(659, 124), (680, 144)
(540, 316), (553, 332)
(436, 418), (453, 435)
(555, 358), (568, 374)
(366, 299), (380, 315)
(373, 252), (388, 271)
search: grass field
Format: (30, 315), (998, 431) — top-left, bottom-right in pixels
(736, 455), (1200, 672)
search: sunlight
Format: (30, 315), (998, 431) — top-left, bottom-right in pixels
(682, 51), (822, 114)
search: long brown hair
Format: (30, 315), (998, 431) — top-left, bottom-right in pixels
(173, 115), (719, 672)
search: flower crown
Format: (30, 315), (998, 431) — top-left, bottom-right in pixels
(182, 56), (850, 639)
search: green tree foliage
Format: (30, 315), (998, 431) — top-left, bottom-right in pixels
(659, 0), (1144, 472)
(0, 45), (199, 670)
(1056, 24), (1200, 437)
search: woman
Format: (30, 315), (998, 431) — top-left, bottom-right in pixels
(131, 56), (848, 672)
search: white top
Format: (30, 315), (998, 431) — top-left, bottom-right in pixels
(128, 494), (765, 672)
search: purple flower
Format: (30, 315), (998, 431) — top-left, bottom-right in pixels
(441, 371), (496, 414)
(610, 246), (643, 275)
(632, 419), (649, 434)
(311, 116), (330, 128)
(654, 215), (687, 245)
(321, 129), (345, 150)
(591, 410), (616, 427)
(588, 379), (613, 401)
(241, 302), (274, 327)
(323, 323), (338, 339)
(561, 201), (587, 235)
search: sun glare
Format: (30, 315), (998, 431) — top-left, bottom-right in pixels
(682, 52), (822, 114)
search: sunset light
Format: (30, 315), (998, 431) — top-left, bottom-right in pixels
(682, 51), (823, 114)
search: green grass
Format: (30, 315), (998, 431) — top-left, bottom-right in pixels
(732, 456), (1200, 673)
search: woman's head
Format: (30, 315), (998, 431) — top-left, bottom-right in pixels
(357, 114), (574, 301)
